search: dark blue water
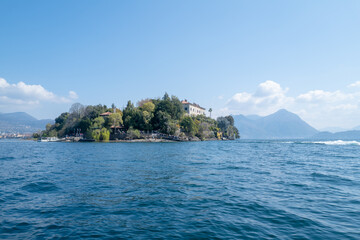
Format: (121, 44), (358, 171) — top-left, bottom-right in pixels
(0, 139), (359, 239)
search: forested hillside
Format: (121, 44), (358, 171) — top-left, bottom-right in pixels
(37, 93), (239, 141)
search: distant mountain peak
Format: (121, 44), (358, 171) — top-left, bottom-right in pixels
(0, 112), (53, 133)
(272, 109), (297, 116)
(233, 109), (318, 139)
(276, 108), (289, 113)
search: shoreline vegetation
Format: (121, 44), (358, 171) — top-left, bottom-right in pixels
(34, 93), (240, 142)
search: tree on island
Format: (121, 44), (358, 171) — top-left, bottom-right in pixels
(36, 93), (240, 141)
(217, 115), (239, 139)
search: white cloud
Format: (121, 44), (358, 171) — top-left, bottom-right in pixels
(223, 80), (360, 129)
(0, 78), (77, 105)
(348, 81), (360, 88)
(68, 91), (78, 100)
(253, 80), (287, 97)
(297, 90), (351, 103)
(0, 96), (39, 105)
(0, 78), (79, 118)
(225, 80), (293, 116)
(0, 78), (10, 88)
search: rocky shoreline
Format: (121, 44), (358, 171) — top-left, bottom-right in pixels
(34, 136), (225, 143)
(108, 137), (221, 143)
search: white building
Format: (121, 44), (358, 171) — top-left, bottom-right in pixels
(181, 100), (206, 116)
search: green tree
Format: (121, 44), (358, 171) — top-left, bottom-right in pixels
(180, 116), (197, 136)
(226, 125), (240, 139)
(225, 115), (234, 126)
(91, 129), (101, 141)
(77, 118), (91, 133)
(108, 112), (123, 127)
(141, 101), (155, 113)
(153, 110), (171, 134)
(46, 123), (52, 132)
(127, 127), (141, 139)
(123, 101), (135, 129)
(169, 95), (184, 120)
(196, 121), (215, 140)
(33, 132), (41, 139)
(92, 116), (105, 129)
(141, 110), (153, 131)
(55, 112), (69, 131)
(163, 119), (178, 135)
(49, 129), (58, 137)
(155, 94), (184, 121)
(84, 105), (108, 120)
(216, 115), (240, 139)
(217, 117), (230, 133)
(163, 92), (170, 101)
(91, 127), (110, 141)
(100, 128), (110, 141)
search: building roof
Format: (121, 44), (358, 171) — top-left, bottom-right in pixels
(110, 125), (125, 129)
(181, 99), (205, 110)
(100, 112), (112, 116)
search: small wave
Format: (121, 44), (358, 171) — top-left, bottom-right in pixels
(0, 156), (16, 161)
(21, 182), (60, 193)
(313, 140), (360, 146)
(310, 172), (354, 185)
(280, 140), (360, 146)
(45, 224), (64, 230)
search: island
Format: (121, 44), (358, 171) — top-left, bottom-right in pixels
(34, 93), (240, 142)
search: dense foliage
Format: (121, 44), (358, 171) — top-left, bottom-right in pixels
(37, 93), (240, 141)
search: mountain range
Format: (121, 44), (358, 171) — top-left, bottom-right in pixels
(1, 110), (359, 139)
(312, 130), (360, 140)
(233, 109), (319, 139)
(233, 109), (360, 139)
(0, 112), (53, 133)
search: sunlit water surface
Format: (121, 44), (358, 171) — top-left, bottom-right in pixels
(0, 139), (359, 239)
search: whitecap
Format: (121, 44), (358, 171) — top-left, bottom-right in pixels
(312, 140), (360, 146)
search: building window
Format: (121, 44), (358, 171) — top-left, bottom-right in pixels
(185, 107), (188, 110)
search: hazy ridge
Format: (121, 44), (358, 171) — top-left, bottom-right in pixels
(233, 109), (319, 139)
(0, 112), (53, 133)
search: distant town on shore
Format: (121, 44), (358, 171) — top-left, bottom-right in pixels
(32, 93), (239, 142)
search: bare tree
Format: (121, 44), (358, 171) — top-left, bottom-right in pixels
(137, 98), (152, 107)
(69, 103), (85, 119)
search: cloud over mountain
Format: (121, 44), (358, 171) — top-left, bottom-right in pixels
(0, 78), (79, 118)
(225, 80), (293, 116)
(0, 78), (78, 106)
(222, 80), (360, 129)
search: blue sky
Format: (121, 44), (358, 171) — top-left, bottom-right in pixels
(1, 0), (360, 129)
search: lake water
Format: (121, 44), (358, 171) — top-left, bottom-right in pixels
(0, 139), (359, 239)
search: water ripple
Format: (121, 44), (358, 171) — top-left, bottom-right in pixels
(21, 182), (60, 193)
(0, 140), (359, 239)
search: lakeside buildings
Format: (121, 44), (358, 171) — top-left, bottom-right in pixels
(0, 132), (32, 139)
(181, 100), (206, 116)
